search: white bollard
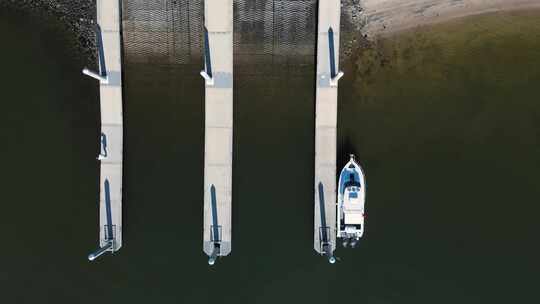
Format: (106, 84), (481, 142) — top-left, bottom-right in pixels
(82, 68), (109, 84)
(200, 71), (214, 86)
(88, 241), (113, 261)
(330, 71), (344, 87)
(97, 154), (107, 161)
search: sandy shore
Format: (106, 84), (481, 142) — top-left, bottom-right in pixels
(361, 0), (540, 36)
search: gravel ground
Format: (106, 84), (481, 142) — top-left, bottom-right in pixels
(0, 0), (97, 63)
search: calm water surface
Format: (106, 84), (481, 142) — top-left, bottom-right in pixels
(1, 7), (539, 303)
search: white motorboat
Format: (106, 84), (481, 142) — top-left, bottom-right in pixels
(337, 154), (366, 248)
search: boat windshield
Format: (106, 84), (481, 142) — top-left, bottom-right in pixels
(344, 180), (361, 188)
(344, 173), (361, 188)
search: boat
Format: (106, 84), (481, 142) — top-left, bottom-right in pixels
(337, 154), (366, 248)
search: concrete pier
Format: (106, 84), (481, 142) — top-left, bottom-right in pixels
(86, 0), (123, 258)
(202, 0), (233, 262)
(314, 0), (342, 260)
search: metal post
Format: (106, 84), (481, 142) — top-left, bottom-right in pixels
(203, 26), (213, 78)
(200, 27), (214, 85)
(208, 244), (220, 265)
(327, 27), (344, 87)
(95, 24), (107, 77)
(323, 243), (336, 264)
(82, 24), (109, 84)
(88, 179), (115, 261)
(88, 241), (113, 261)
(83, 68), (108, 83)
(98, 132), (108, 160)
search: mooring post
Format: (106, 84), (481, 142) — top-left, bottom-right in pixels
(82, 24), (109, 84)
(88, 241), (113, 261)
(88, 179), (115, 261)
(328, 27), (344, 87)
(97, 132), (108, 160)
(83, 69), (108, 83)
(323, 243), (336, 264)
(208, 244), (220, 265)
(200, 27), (214, 86)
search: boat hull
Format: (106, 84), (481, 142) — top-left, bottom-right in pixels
(337, 155), (366, 246)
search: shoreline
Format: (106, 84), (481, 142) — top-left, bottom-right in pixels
(2, 0), (540, 64)
(360, 0), (540, 36)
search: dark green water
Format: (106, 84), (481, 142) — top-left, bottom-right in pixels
(2, 7), (540, 303)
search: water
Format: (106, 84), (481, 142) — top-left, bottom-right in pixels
(2, 6), (540, 303)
